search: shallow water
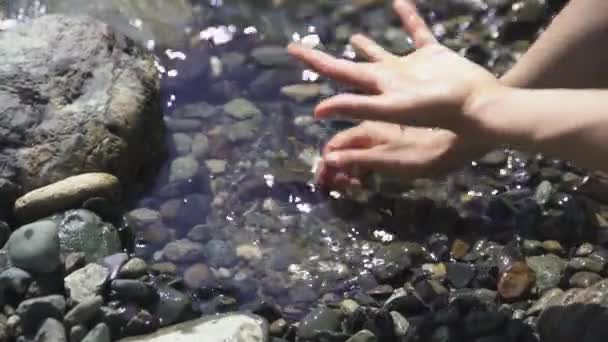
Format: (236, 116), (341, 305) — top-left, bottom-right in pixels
(4, 0), (587, 320)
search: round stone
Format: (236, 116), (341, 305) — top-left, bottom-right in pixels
(183, 263), (214, 289)
(7, 220), (60, 274)
(297, 307), (343, 339)
(163, 239), (205, 263)
(169, 157), (199, 183)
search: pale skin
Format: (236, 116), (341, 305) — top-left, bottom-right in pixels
(287, 0), (608, 189)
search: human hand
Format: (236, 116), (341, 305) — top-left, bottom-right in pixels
(316, 121), (489, 189)
(287, 0), (503, 137)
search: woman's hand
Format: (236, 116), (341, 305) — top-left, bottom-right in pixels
(287, 0), (503, 137)
(316, 121), (490, 189)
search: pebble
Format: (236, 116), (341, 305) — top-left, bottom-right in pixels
(13, 173), (120, 222)
(251, 46), (292, 67)
(110, 279), (154, 303)
(280, 84), (322, 103)
(346, 330), (377, 342)
(446, 262), (476, 288)
(569, 272), (602, 288)
(204, 240), (238, 268)
(169, 156), (200, 182)
(526, 254), (566, 293)
(191, 133), (210, 159)
(70, 325), (88, 342)
(297, 307), (343, 339)
(172, 133), (193, 155)
(576, 243), (595, 257)
(6, 220), (61, 274)
(372, 243), (412, 281)
(162, 239), (205, 263)
(150, 263), (177, 275)
(527, 288), (565, 315)
(451, 239), (470, 259)
(64, 263), (110, 304)
(0, 267), (32, 295)
(339, 299), (360, 316)
(223, 98), (262, 120)
(269, 318), (287, 336)
(35, 318), (67, 342)
(422, 263), (447, 279)
(118, 258), (148, 279)
(183, 263), (214, 289)
(236, 244), (263, 261)
(17, 295), (66, 332)
(65, 296), (103, 328)
(126, 208), (161, 228)
(205, 159), (228, 174)
(498, 261), (535, 300)
(390, 311), (410, 337)
(568, 257), (605, 273)
(542, 240), (565, 255)
(65, 252), (87, 274)
(81, 323), (111, 342)
(154, 286), (191, 326)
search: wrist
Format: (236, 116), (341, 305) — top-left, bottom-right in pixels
(463, 83), (516, 144)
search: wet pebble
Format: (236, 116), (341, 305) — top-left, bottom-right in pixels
(204, 240), (238, 268)
(162, 239), (205, 263)
(346, 329), (377, 342)
(568, 257), (605, 273)
(184, 263), (214, 289)
(70, 325), (88, 342)
(17, 295), (66, 332)
(0, 268), (32, 295)
(569, 272), (602, 288)
(118, 258), (148, 279)
(126, 208), (161, 228)
(64, 263), (110, 304)
(223, 98), (262, 120)
(35, 318), (67, 342)
(498, 261), (535, 300)
(526, 254), (566, 293)
(251, 46), (292, 67)
(154, 286), (191, 326)
(7, 220), (60, 274)
(81, 323), (110, 342)
(169, 156), (199, 183)
(110, 279), (155, 303)
(446, 262), (476, 289)
(297, 307), (343, 340)
(64, 296), (103, 328)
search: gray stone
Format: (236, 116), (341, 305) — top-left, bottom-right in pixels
(65, 263), (110, 304)
(280, 84), (322, 103)
(191, 134), (210, 160)
(223, 98), (262, 120)
(251, 46), (292, 67)
(390, 311), (410, 337)
(65, 252), (87, 274)
(154, 286), (191, 326)
(183, 263), (214, 289)
(56, 209), (122, 263)
(339, 299), (360, 316)
(70, 325), (88, 342)
(172, 133), (192, 155)
(7, 220), (60, 274)
(17, 295), (66, 332)
(346, 330), (377, 342)
(82, 322), (111, 342)
(126, 208), (161, 228)
(118, 258), (148, 279)
(205, 160), (227, 175)
(0, 267), (32, 295)
(14, 173), (121, 223)
(163, 239), (205, 263)
(110, 279), (154, 303)
(297, 307), (343, 339)
(169, 157), (199, 183)
(35, 318), (67, 342)
(65, 296), (103, 327)
(569, 272), (602, 289)
(526, 254), (567, 293)
(534, 181), (553, 205)
(204, 240), (238, 268)
(0, 15), (164, 213)
(118, 314), (268, 342)
(526, 288), (565, 316)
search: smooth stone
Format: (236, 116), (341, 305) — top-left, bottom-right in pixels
(251, 46), (292, 67)
(450, 239), (470, 259)
(154, 286), (191, 326)
(280, 84), (322, 103)
(479, 150), (507, 166)
(191, 134), (210, 160)
(126, 208), (161, 228)
(236, 244), (263, 261)
(527, 288), (565, 315)
(118, 314), (268, 342)
(111, 279), (154, 303)
(35, 318), (67, 342)
(498, 261), (535, 300)
(70, 325), (88, 342)
(159, 199), (181, 221)
(526, 254), (566, 293)
(165, 118), (202, 132)
(0, 267), (32, 295)
(172, 133), (192, 155)
(269, 318), (287, 336)
(390, 311), (410, 337)
(7, 220), (60, 274)
(56, 209), (121, 263)
(205, 160), (227, 174)
(346, 330), (377, 342)
(568, 257), (605, 273)
(569, 272), (602, 288)
(150, 263), (177, 275)
(224, 119), (259, 143)
(297, 307), (343, 339)
(169, 157), (199, 182)
(576, 243), (595, 257)
(223, 98), (262, 120)
(186, 224), (216, 243)
(183, 263), (214, 289)
(118, 258), (148, 279)
(534, 181), (553, 205)
(446, 262), (476, 289)
(65, 296), (103, 328)
(64, 263), (110, 304)
(124, 309), (159, 336)
(163, 239), (205, 263)
(101, 253), (129, 280)
(17, 295), (66, 332)
(13, 173), (120, 223)
(542, 240), (565, 255)
(142, 224), (174, 246)
(82, 323), (111, 342)
(204, 240), (238, 268)
(339, 299), (360, 316)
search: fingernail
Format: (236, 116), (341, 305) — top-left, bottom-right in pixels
(325, 152), (340, 166)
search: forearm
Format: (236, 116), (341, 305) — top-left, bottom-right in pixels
(501, 0), (608, 89)
(471, 87), (608, 172)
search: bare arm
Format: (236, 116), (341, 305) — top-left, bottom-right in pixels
(471, 87), (608, 171)
(501, 0), (608, 89)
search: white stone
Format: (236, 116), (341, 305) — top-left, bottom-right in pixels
(118, 314), (268, 342)
(65, 263), (110, 304)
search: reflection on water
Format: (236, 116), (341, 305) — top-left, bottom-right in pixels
(3, 0), (589, 320)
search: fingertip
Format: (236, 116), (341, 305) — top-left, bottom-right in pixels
(324, 152), (341, 167)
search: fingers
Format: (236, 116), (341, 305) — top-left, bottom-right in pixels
(314, 94), (395, 121)
(324, 125), (376, 154)
(393, 0), (437, 48)
(287, 43), (378, 90)
(350, 34), (395, 62)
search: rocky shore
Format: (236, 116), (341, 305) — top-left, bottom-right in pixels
(3, 1), (608, 342)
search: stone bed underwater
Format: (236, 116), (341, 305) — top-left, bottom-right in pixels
(1, 0), (608, 342)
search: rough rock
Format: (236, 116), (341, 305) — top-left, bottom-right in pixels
(65, 263), (110, 304)
(0, 15), (164, 219)
(118, 314), (268, 342)
(13, 173), (120, 223)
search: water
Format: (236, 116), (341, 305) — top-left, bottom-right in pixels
(3, 0), (581, 320)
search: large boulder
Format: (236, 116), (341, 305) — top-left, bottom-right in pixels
(0, 15), (164, 219)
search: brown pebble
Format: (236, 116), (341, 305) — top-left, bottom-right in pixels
(542, 240), (565, 255)
(269, 318), (287, 336)
(498, 261), (535, 300)
(450, 239), (470, 259)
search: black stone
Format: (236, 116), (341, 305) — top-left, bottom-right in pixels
(446, 263), (476, 289)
